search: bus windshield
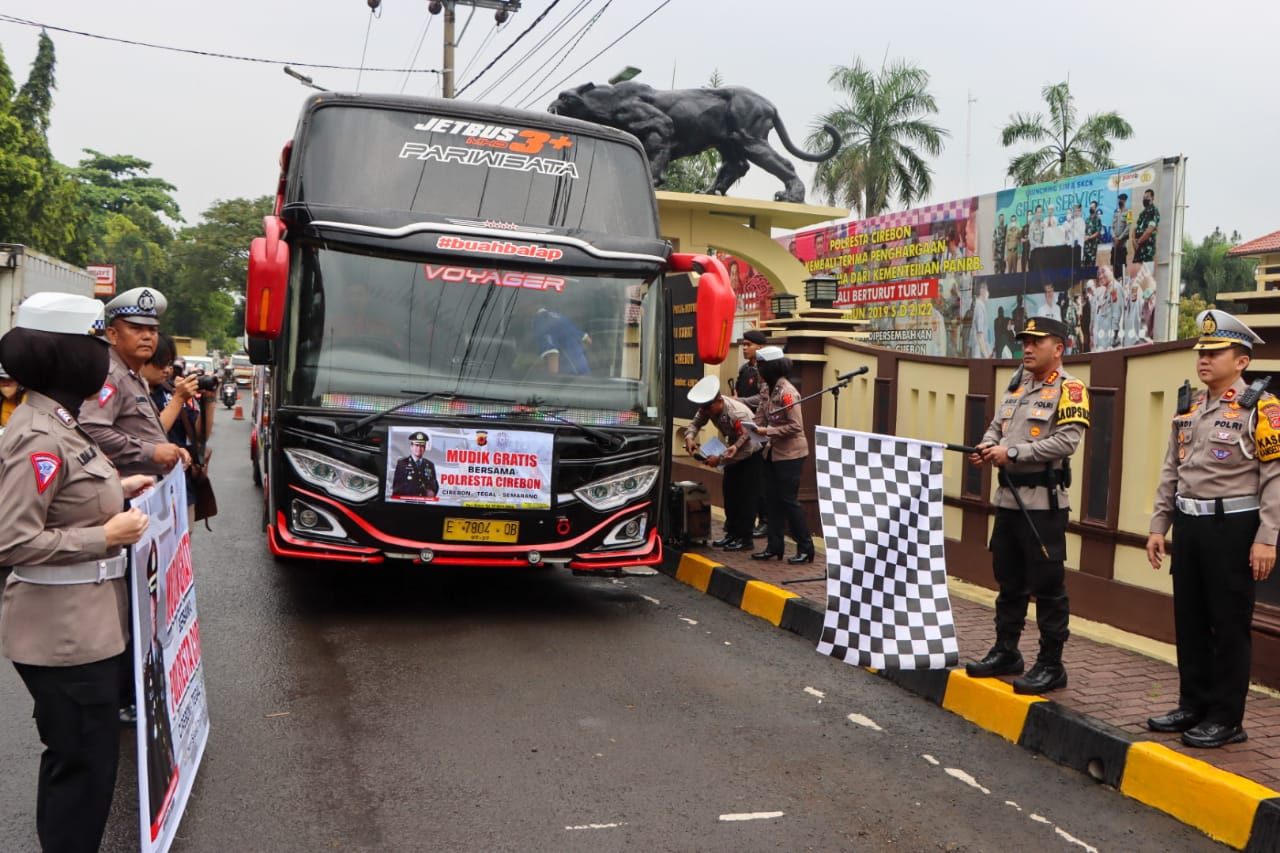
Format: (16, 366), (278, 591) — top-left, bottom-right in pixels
(297, 104), (656, 237)
(280, 247), (664, 426)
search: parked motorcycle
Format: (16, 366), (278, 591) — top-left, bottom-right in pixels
(220, 380), (238, 409)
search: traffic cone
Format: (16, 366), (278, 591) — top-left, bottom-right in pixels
(234, 404), (244, 421)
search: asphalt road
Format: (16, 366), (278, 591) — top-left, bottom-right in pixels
(0, 408), (1227, 852)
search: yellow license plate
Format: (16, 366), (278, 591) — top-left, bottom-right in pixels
(443, 518), (519, 543)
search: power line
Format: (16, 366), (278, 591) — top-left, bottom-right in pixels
(400, 12), (437, 93)
(512, 0), (615, 109)
(478, 0), (596, 103)
(455, 21), (503, 84)
(0, 13), (441, 75)
(521, 0), (674, 109)
(455, 0), (564, 97)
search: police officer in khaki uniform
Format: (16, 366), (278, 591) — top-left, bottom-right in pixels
(1145, 310), (1280, 748)
(682, 375), (763, 550)
(80, 287), (189, 725)
(966, 316), (1091, 694)
(80, 287), (190, 477)
(0, 292), (154, 852)
(751, 346), (815, 564)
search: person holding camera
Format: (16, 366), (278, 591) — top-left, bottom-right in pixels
(142, 334), (216, 523)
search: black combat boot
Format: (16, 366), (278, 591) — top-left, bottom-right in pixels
(964, 643), (1024, 678)
(1012, 641), (1067, 694)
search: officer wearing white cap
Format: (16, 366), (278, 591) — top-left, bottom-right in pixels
(967, 314), (1090, 694)
(681, 375), (762, 550)
(1146, 309), (1280, 748)
(391, 430), (439, 498)
(81, 286), (189, 477)
(751, 345), (815, 563)
(0, 292), (155, 852)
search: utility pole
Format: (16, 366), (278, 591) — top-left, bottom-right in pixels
(428, 0), (520, 99)
(964, 89), (977, 197)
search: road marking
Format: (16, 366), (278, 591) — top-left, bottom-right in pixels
(640, 594), (661, 605)
(944, 768), (991, 794)
(1005, 800), (1021, 810)
(846, 712), (883, 731)
(803, 686), (825, 699)
(565, 822), (627, 831)
(1029, 813), (1051, 824)
(679, 616), (698, 625)
(719, 812), (784, 822)
(921, 754), (939, 765)
(1054, 826), (1099, 852)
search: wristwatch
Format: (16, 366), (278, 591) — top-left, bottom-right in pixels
(1007, 446), (1020, 461)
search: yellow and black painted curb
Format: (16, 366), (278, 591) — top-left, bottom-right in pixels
(660, 549), (1280, 852)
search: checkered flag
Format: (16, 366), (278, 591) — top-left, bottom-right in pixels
(814, 427), (958, 670)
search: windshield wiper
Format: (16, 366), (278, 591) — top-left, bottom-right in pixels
(534, 407), (626, 451)
(338, 389), (453, 436)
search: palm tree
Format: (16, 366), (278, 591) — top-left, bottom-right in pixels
(806, 58), (947, 217)
(1001, 82), (1133, 185)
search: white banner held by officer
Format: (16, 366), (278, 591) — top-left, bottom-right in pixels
(814, 427), (959, 670)
(129, 466), (210, 853)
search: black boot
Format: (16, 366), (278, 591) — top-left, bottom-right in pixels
(1012, 640), (1067, 694)
(965, 644), (1024, 678)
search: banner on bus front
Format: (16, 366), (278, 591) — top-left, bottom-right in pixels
(384, 425), (553, 509)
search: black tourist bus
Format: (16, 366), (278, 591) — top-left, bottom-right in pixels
(245, 93), (734, 571)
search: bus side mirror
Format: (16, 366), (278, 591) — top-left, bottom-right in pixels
(669, 253), (735, 364)
(246, 215), (288, 340)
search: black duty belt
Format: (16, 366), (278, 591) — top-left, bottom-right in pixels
(1002, 468), (1068, 489)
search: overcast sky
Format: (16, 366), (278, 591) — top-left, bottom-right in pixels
(1, 0), (1275, 244)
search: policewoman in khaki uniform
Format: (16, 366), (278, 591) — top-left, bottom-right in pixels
(681, 375), (762, 550)
(1145, 310), (1280, 748)
(0, 292), (154, 852)
(966, 316), (1090, 694)
(751, 346), (815, 564)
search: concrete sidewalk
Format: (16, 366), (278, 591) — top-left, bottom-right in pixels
(660, 533), (1280, 851)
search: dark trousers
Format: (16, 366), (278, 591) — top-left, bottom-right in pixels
(1112, 240), (1128, 279)
(764, 456), (812, 554)
(989, 508), (1070, 659)
(15, 653), (124, 853)
(1171, 509), (1257, 726)
(723, 452), (763, 541)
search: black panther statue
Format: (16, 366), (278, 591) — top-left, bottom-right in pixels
(549, 81), (839, 204)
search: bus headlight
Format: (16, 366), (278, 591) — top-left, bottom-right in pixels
(573, 466), (658, 511)
(284, 448), (380, 502)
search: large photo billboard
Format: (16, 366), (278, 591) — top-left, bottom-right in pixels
(775, 156), (1185, 357)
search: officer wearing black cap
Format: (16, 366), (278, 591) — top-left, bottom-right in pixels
(967, 315), (1090, 694)
(0, 292), (155, 852)
(0, 359), (23, 427)
(1145, 309), (1280, 748)
(735, 329), (769, 536)
(392, 431), (439, 498)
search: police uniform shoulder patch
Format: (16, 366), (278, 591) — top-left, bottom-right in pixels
(1255, 396), (1280, 462)
(1056, 378), (1091, 427)
(30, 452), (61, 494)
(98, 384), (115, 407)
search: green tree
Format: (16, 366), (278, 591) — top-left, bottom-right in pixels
(1178, 292), (1210, 340)
(1180, 228), (1257, 304)
(0, 41), (46, 246)
(7, 32), (92, 260)
(168, 196), (274, 350)
(1000, 82), (1133, 185)
(661, 70), (723, 194)
(806, 58), (947, 217)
